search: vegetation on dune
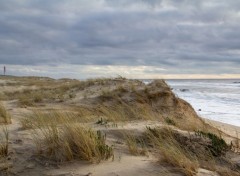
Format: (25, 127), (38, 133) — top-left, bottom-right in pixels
(0, 103), (11, 124)
(20, 111), (86, 129)
(17, 78), (214, 132)
(22, 111), (113, 162)
(1, 76), (240, 175)
(2, 77), (128, 107)
(195, 130), (228, 157)
(124, 132), (147, 156)
(0, 127), (9, 158)
(164, 117), (176, 126)
(144, 127), (198, 176)
(141, 127), (239, 176)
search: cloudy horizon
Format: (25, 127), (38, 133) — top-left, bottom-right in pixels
(0, 0), (240, 79)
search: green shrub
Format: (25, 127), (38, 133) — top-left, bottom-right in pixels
(165, 117), (176, 126)
(96, 117), (108, 125)
(195, 131), (228, 156)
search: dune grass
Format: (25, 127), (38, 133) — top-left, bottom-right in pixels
(23, 111), (114, 162)
(97, 101), (157, 122)
(142, 127), (240, 176)
(0, 103), (11, 124)
(20, 110), (85, 129)
(20, 108), (103, 130)
(144, 127), (198, 176)
(33, 123), (114, 163)
(124, 132), (147, 156)
(18, 95), (35, 107)
(0, 127), (9, 158)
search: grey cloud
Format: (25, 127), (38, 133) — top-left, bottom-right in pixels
(0, 0), (240, 76)
(104, 0), (163, 8)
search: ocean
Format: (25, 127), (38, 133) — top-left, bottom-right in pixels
(165, 79), (240, 127)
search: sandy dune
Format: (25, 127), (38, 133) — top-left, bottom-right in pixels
(0, 76), (240, 176)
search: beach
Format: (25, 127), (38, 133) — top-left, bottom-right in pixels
(167, 79), (240, 127)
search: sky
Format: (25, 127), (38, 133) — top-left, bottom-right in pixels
(0, 0), (240, 79)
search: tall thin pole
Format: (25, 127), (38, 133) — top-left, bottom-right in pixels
(4, 66), (6, 76)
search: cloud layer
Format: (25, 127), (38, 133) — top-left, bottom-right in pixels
(0, 0), (240, 78)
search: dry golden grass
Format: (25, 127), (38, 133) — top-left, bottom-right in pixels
(96, 101), (157, 122)
(16, 88), (65, 106)
(142, 127), (240, 176)
(20, 111), (84, 129)
(33, 123), (114, 162)
(3, 77), (126, 105)
(16, 81), (163, 124)
(0, 103), (11, 124)
(0, 127), (9, 158)
(22, 111), (114, 162)
(63, 124), (113, 162)
(144, 127), (199, 176)
(3, 82), (73, 102)
(20, 108), (101, 130)
(18, 95), (34, 107)
(124, 132), (147, 156)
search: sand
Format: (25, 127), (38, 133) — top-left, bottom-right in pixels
(204, 118), (240, 139)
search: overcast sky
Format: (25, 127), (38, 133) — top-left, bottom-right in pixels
(0, 0), (240, 79)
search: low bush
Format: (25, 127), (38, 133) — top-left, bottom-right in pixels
(165, 117), (176, 126)
(195, 131), (228, 156)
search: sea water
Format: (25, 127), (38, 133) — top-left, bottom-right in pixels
(165, 79), (240, 127)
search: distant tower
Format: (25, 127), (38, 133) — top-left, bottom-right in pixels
(3, 66), (6, 76)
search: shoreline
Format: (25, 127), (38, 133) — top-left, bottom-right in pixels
(203, 118), (240, 139)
